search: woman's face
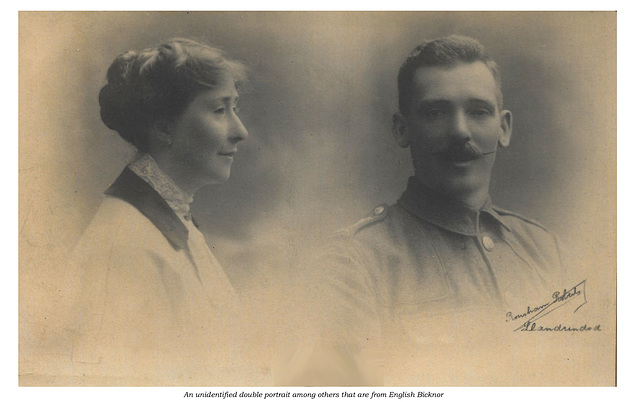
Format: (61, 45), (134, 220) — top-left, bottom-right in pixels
(167, 74), (249, 189)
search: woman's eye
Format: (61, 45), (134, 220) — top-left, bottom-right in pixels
(214, 107), (226, 115)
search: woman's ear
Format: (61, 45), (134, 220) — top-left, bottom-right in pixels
(152, 119), (174, 146)
(393, 113), (411, 148)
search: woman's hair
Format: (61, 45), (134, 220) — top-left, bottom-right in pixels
(99, 38), (247, 152)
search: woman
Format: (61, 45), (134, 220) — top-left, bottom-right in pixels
(64, 38), (251, 385)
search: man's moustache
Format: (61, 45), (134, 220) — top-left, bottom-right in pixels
(426, 143), (495, 162)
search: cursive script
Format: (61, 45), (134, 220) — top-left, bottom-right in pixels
(519, 322), (601, 332)
(509, 280), (587, 332)
(505, 301), (552, 322)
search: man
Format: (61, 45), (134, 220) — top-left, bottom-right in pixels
(302, 35), (565, 359)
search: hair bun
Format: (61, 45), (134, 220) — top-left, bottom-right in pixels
(98, 51), (139, 141)
(106, 50), (138, 86)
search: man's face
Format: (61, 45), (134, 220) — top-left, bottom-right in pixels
(394, 61), (512, 202)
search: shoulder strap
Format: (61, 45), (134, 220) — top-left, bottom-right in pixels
(339, 203), (389, 238)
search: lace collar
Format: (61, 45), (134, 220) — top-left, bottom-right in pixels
(128, 154), (194, 219)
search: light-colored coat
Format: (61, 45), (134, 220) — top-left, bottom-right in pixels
(61, 168), (246, 385)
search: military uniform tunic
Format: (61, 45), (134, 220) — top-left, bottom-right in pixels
(305, 177), (565, 348)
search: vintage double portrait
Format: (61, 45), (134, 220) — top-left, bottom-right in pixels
(18, 10), (617, 393)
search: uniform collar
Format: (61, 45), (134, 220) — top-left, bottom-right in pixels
(398, 176), (512, 236)
(105, 166), (189, 250)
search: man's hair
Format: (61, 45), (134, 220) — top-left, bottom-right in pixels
(397, 35), (503, 115)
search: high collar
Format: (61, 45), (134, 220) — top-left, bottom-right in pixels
(105, 166), (189, 250)
(398, 176), (512, 236)
(128, 153), (194, 218)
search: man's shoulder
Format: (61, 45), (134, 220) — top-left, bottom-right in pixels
(491, 206), (554, 236)
(323, 203), (429, 262)
(491, 206), (564, 263)
(336, 203), (390, 238)
(333, 202), (419, 242)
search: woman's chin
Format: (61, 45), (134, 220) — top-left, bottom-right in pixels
(206, 171), (232, 186)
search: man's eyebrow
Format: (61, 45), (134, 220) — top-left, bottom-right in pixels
(414, 97), (498, 111)
(466, 97), (495, 107)
(415, 99), (452, 108)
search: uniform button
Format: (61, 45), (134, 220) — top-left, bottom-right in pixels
(482, 236), (494, 251)
(373, 205), (385, 216)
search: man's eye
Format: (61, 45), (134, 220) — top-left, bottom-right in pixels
(470, 109), (491, 117)
(214, 107), (226, 115)
(424, 109), (445, 119)
(233, 106), (240, 114)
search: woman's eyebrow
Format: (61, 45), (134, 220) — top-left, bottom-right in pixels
(204, 95), (239, 107)
(216, 95), (240, 104)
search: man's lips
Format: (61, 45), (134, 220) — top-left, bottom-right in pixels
(442, 152), (480, 163)
(437, 150), (483, 163)
(432, 147), (495, 163)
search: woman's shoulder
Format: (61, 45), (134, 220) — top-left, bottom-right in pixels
(74, 195), (176, 257)
(68, 195), (189, 311)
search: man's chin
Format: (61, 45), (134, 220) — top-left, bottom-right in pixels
(447, 158), (478, 168)
(416, 169), (488, 195)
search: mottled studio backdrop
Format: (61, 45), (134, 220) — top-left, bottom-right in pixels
(20, 11), (616, 361)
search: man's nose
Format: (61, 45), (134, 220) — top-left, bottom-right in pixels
(449, 110), (472, 141)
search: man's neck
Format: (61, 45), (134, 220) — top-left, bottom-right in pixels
(415, 177), (490, 210)
(453, 190), (490, 210)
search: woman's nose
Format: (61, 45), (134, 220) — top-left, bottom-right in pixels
(230, 114), (249, 143)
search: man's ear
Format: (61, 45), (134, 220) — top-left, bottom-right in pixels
(393, 113), (411, 148)
(498, 109), (513, 148)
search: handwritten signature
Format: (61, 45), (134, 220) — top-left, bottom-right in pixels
(506, 280), (588, 332)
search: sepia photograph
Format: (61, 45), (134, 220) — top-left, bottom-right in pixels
(17, 10), (617, 391)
